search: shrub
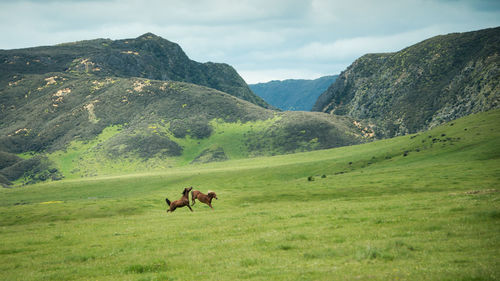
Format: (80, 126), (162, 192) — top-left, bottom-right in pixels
(0, 173), (12, 187)
(114, 133), (183, 158)
(0, 156), (63, 185)
(0, 157), (42, 181)
(125, 261), (168, 274)
(0, 151), (22, 169)
(169, 118), (212, 139)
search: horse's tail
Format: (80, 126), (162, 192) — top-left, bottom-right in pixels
(165, 198), (171, 206)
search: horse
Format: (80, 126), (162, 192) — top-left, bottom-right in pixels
(166, 187), (193, 213)
(191, 190), (218, 209)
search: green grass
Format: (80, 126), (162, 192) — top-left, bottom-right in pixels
(47, 125), (124, 178)
(156, 117), (282, 165)
(44, 116), (285, 179)
(0, 110), (499, 280)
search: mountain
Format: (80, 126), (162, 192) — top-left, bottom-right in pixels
(313, 27), (500, 137)
(0, 35), (370, 186)
(249, 75), (337, 111)
(0, 33), (269, 109)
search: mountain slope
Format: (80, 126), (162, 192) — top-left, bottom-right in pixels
(249, 75), (337, 111)
(0, 33), (269, 108)
(313, 27), (500, 137)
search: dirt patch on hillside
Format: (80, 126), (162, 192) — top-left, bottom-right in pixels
(84, 100), (100, 123)
(121, 50), (139, 55)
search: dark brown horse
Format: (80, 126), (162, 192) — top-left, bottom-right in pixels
(191, 190), (218, 209)
(166, 187), (193, 213)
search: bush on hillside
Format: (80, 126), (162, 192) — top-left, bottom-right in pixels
(0, 156), (63, 185)
(126, 133), (183, 158)
(0, 173), (12, 187)
(106, 132), (183, 159)
(170, 118), (212, 139)
(0, 151), (22, 170)
(0, 157), (42, 181)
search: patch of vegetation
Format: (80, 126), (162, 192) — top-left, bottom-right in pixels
(125, 261), (168, 274)
(190, 145), (228, 164)
(0, 173), (11, 187)
(169, 117), (212, 139)
(110, 132), (183, 159)
(0, 151), (22, 169)
(245, 112), (363, 155)
(0, 155), (62, 186)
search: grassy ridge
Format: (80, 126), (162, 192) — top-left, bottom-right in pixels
(0, 110), (499, 280)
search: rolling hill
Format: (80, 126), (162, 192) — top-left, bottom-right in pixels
(0, 72), (367, 186)
(249, 75), (338, 111)
(0, 36), (369, 186)
(313, 26), (500, 138)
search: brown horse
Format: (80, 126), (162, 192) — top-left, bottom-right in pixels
(191, 190), (218, 209)
(166, 187), (193, 213)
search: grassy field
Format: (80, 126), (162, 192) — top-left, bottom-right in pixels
(1, 110), (499, 280)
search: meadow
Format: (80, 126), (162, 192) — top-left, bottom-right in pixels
(0, 110), (499, 280)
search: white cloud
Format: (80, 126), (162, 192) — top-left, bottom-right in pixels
(0, 0), (499, 83)
(291, 27), (447, 60)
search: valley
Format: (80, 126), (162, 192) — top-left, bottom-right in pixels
(249, 75), (338, 111)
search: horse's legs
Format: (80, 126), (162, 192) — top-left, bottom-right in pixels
(187, 204), (193, 212)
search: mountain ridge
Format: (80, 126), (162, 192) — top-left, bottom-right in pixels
(0, 32), (270, 108)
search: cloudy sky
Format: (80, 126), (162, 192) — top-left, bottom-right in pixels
(1, 0), (499, 83)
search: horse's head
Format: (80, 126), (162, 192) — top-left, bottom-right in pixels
(208, 191), (218, 200)
(182, 186), (193, 196)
